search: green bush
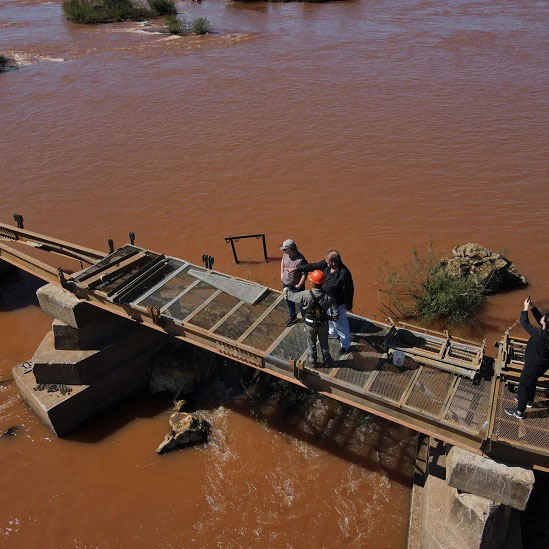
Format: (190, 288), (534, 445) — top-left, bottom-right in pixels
(233, 0), (333, 2)
(165, 14), (184, 34)
(379, 239), (485, 326)
(0, 54), (15, 72)
(62, 0), (154, 24)
(415, 266), (484, 325)
(190, 17), (211, 35)
(148, 0), (176, 15)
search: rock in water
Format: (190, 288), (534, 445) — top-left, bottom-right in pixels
(440, 243), (527, 295)
(173, 399), (187, 412)
(156, 412), (210, 455)
(1, 426), (18, 437)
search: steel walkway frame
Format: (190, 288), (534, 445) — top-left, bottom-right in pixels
(1, 221), (548, 469)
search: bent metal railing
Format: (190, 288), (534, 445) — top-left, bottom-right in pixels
(1, 220), (548, 469)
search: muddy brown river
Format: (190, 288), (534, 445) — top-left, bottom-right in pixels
(1, 0), (548, 546)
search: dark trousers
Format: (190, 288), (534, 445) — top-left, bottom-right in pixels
(283, 284), (304, 319)
(304, 321), (332, 364)
(517, 362), (547, 413)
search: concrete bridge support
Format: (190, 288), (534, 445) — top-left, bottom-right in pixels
(408, 439), (534, 549)
(13, 283), (164, 436)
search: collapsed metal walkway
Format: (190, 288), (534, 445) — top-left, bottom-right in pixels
(1, 221), (548, 469)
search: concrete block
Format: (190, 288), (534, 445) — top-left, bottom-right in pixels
(13, 357), (150, 437)
(446, 446), (534, 510)
(36, 283), (118, 329)
(446, 487), (510, 549)
(421, 473), (460, 549)
(52, 316), (136, 350)
(33, 327), (163, 384)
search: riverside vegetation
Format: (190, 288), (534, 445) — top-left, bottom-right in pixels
(379, 240), (486, 326)
(0, 54), (16, 72)
(165, 15), (211, 35)
(62, 0), (177, 24)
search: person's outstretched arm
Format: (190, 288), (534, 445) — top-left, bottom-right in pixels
(520, 298), (544, 338)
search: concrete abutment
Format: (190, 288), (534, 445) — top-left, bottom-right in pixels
(14, 283), (165, 435)
(408, 439), (533, 549)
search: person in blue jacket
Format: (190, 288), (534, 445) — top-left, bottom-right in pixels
(505, 297), (549, 419)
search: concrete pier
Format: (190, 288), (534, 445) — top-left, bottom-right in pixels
(14, 283), (164, 435)
(13, 354), (151, 436)
(33, 327), (161, 385)
(408, 440), (532, 549)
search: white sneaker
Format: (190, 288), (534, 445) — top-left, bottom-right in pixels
(504, 408), (524, 419)
(514, 396), (533, 408)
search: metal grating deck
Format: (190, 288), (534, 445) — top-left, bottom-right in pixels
(404, 367), (453, 417)
(444, 377), (491, 434)
(492, 383), (549, 453)
(368, 358), (418, 403)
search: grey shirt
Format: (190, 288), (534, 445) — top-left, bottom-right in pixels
(281, 251), (307, 286)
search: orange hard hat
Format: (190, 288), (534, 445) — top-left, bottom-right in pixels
(309, 270), (325, 285)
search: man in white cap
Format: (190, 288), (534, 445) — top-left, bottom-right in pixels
(280, 239), (307, 327)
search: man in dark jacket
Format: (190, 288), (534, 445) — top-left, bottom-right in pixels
(505, 297), (549, 419)
(289, 249), (354, 355)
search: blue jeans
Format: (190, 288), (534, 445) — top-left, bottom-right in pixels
(328, 304), (351, 348)
(283, 284), (304, 319)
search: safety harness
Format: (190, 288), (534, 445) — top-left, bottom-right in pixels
(304, 291), (330, 325)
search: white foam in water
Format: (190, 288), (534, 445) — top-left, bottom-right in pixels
(7, 52), (65, 66)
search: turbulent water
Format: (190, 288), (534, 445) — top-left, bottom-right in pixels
(1, 0), (548, 546)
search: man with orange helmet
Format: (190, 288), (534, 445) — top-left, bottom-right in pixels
(288, 249), (354, 355)
(283, 270), (338, 368)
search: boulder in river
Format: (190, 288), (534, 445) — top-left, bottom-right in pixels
(439, 243), (527, 295)
(156, 412), (210, 455)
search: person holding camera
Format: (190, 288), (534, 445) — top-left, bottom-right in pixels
(283, 270), (337, 368)
(505, 297), (549, 419)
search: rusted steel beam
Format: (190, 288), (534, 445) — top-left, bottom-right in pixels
(81, 252), (147, 289)
(0, 222), (106, 264)
(0, 242), (59, 284)
(3, 232), (549, 467)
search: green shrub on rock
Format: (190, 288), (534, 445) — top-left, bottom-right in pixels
(379, 239), (485, 326)
(165, 14), (184, 34)
(148, 0), (177, 16)
(415, 266), (484, 325)
(62, 0), (177, 24)
(0, 55), (9, 72)
(62, 0), (153, 24)
(190, 17), (211, 35)
(0, 54), (15, 72)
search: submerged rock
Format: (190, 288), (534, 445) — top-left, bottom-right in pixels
(1, 426), (18, 437)
(156, 412), (210, 454)
(440, 243), (527, 295)
(173, 399), (187, 412)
